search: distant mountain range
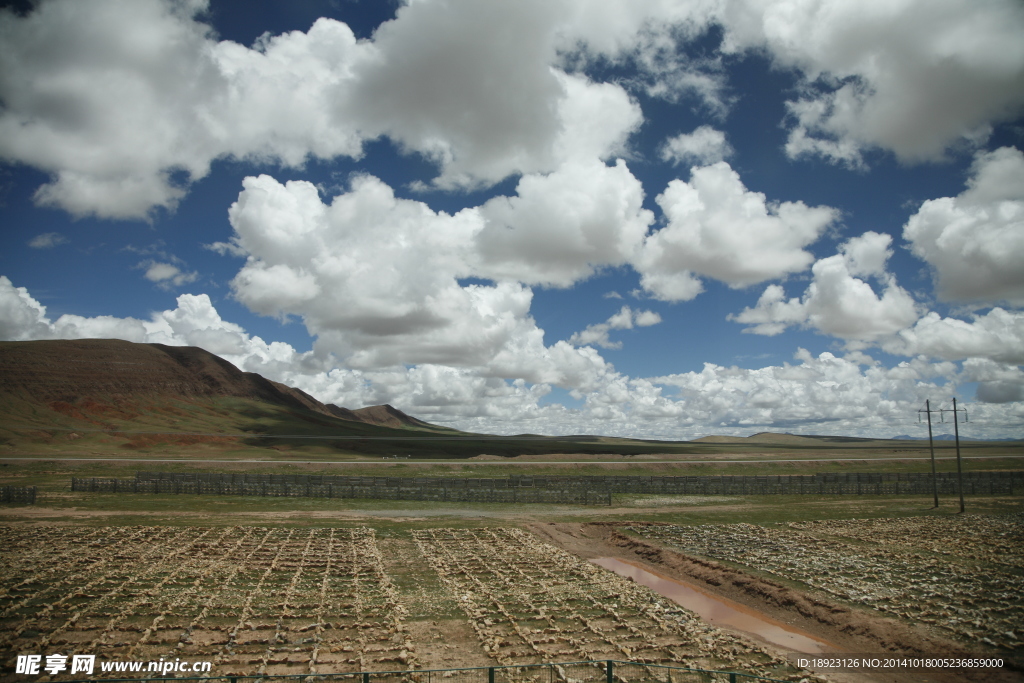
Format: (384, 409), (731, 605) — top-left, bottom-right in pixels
(891, 434), (1022, 442)
(0, 339), (674, 458)
(4, 340), (1017, 458)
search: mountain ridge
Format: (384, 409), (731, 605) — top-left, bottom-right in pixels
(0, 338), (435, 432)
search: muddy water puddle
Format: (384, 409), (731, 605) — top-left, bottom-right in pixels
(592, 557), (838, 653)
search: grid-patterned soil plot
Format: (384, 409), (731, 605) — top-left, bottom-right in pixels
(628, 514), (1024, 652)
(789, 513), (1024, 569)
(412, 528), (793, 679)
(0, 526), (416, 677)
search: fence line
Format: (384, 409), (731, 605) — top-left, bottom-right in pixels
(72, 478), (612, 505)
(58, 659), (786, 683)
(129, 470), (1022, 496)
(0, 485), (36, 504)
(518, 471), (1024, 491)
(137, 469), (1024, 486)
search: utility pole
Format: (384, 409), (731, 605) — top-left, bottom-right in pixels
(940, 398), (968, 513)
(918, 399), (939, 508)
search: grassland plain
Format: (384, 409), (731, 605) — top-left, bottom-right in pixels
(1, 444), (1023, 683)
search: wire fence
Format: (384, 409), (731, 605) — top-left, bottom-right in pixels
(517, 471), (1024, 493)
(125, 470), (1023, 496)
(0, 485), (36, 504)
(70, 478), (613, 505)
(59, 659), (786, 683)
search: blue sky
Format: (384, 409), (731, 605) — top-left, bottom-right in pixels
(1, 0), (1023, 439)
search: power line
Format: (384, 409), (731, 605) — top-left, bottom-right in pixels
(940, 397), (968, 513)
(920, 398), (969, 513)
(917, 399), (940, 508)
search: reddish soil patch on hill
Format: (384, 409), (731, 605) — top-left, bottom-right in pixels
(119, 433), (240, 449)
(50, 399), (139, 421)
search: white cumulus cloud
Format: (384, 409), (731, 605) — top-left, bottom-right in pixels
(959, 358), (1024, 404)
(475, 159), (653, 287)
(718, 0), (1024, 165)
(0, 0), (370, 219)
(660, 126), (734, 166)
(0, 0), (659, 219)
(350, 0), (645, 189)
(903, 146), (1024, 306)
(0, 274), (282, 360)
(883, 308), (1024, 366)
(5, 0), (1024, 221)
(1, 0), (249, 219)
(732, 231), (920, 341)
(636, 161), (837, 300)
(140, 260), (199, 289)
(0, 276), (54, 341)
(223, 173), (629, 392)
(568, 305), (662, 349)
(645, 350), (960, 435)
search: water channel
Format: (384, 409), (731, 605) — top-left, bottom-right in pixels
(592, 557), (840, 654)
